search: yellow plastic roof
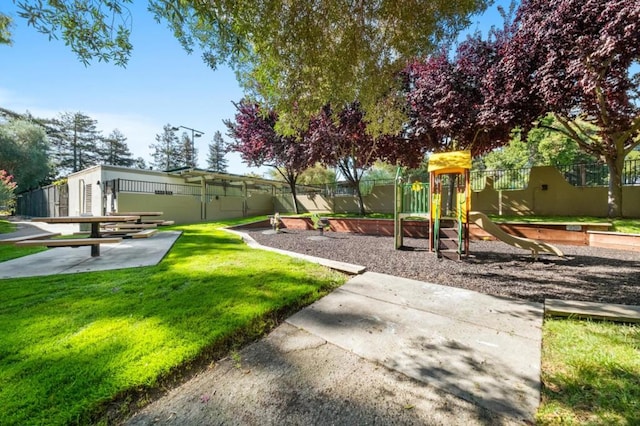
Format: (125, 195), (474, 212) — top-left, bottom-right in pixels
(427, 150), (472, 173)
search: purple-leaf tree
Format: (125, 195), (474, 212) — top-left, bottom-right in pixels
(485, 0), (640, 217)
(403, 31), (513, 156)
(225, 100), (310, 214)
(307, 102), (381, 215)
(401, 31), (514, 213)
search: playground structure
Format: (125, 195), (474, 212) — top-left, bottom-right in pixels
(394, 150), (471, 259)
(394, 150), (564, 260)
(469, 211), (564, 260)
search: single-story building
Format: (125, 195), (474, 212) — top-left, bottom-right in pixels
(67, 165), (291, 224)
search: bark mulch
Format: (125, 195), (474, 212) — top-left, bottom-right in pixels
(244, 228), (640, 306)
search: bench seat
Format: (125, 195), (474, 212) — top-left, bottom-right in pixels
(128, 229), (158, 239)
(15, 237), (122, 247)
(101, 223), (157, 230)
(0, 232), (62, 244)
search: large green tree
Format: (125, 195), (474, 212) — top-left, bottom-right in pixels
(481, 115), (599, 172)
(2, 1), (132, 65)
(149, 124), (181, 171)
(49, 112), (102, 174)
(206, 131), (228, 173)
(99, 129), (135, 167)
(176, 131), (198, 168)
(0, 118), (51, 191)
(6, 0), (490, 129)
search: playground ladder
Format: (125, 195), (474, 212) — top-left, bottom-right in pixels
(435, 217), (463, 260)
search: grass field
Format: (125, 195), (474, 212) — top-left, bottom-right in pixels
(0, 218), (638, 424)
(538, 318), (640, 425)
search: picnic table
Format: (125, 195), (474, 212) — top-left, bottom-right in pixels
(108, 211), (163, 224)
(25, 215), (139, 257)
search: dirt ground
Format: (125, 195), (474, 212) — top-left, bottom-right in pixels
(245, 228), (640, 305)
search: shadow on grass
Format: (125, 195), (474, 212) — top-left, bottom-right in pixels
(0, 225), (346, 424)
(539, 321), (640, 425)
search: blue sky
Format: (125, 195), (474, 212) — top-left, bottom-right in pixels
(0, 1), (511, 176)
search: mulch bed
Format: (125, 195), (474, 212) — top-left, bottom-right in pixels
(243, 228), (640, 306)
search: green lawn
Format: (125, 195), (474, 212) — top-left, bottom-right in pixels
(0, 220), (346, 424)
(538, 319), (640, 425)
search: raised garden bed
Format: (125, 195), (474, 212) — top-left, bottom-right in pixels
(588, 231), (640, 252)
(248, 216), (635, 250)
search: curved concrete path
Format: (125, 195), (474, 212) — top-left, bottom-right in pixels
(126, 229), (543, 425)
(287, 271), (543, 421)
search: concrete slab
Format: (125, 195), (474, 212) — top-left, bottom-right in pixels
(546, 298), (640, 323)
(287, 271), (543, 422)
(0, 220), (78, 239)
(127, 322), (520, 426)
(0, 231), (181, 279)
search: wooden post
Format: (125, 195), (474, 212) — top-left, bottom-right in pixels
(394, 168), (404, 249)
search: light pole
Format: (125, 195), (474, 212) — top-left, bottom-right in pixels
(171, 125), (204, 167)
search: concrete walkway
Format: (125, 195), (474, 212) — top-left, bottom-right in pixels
(0, 229), (181, 279)
(287, 272), (543, 421)
(127, 271), (541, 425)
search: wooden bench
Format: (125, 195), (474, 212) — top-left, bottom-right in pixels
(0, 232), (62, 244)
(15, 237), (123, 248)
(128, 229), (158, 239)
(101, 223), (158, 230)
(85, 229), (158, 239)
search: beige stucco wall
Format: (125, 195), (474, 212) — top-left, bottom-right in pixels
(204, 194), (273, 221)
(117, 193), (201, 223)
(67, 167), (103, 216)
(471, 167), (640, 217)
(290, 167), (640, 218)
(297, 192), (333, 213)
(273, 193), (333, 214)
(364, 185), (395, 214)
(273, 185), (396, 215)
(246, 194), (274, 217)
(67, 164), (640, 220)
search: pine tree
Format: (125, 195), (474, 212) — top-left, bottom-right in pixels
(149, 124), (180, 171)
(99, 129), (134, 167)
(206, 131), (228, 173)
(177, 132), (198, 168)
(134, 157), (147, 169)
(49, 112), (102, 174)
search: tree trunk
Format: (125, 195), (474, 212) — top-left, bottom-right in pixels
(289, 180), (300, 214)
(606, 154), (624, 218)
(354, 182), (366, 215)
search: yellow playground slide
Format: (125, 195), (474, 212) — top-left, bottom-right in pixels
(469, 211), (564, 260)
